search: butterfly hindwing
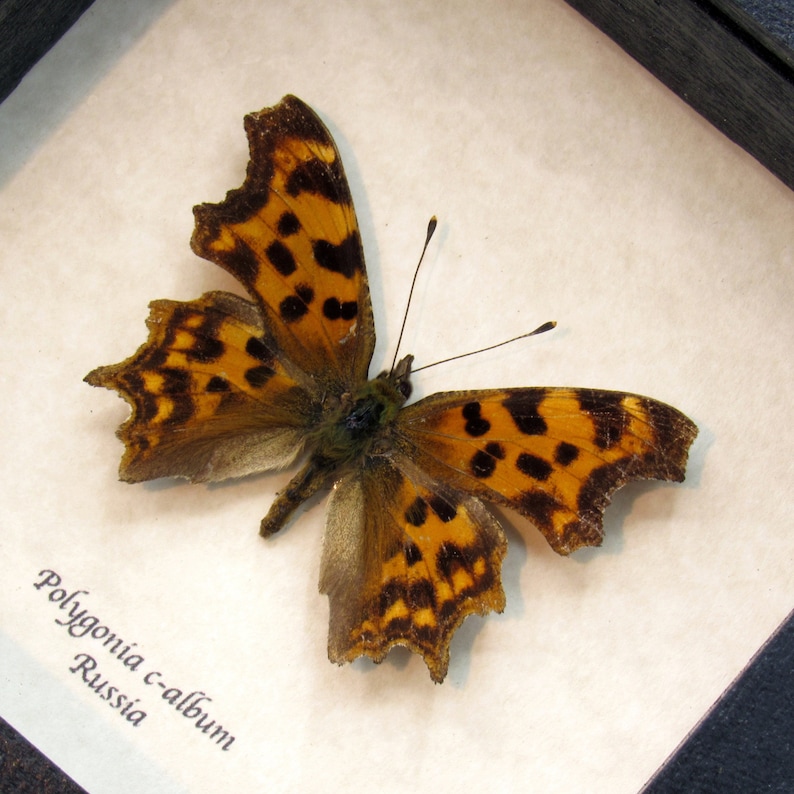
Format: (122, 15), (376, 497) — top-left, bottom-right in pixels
(191, 95), (374, 392)
(85, 291), (317, 482)
(321, 454), (507, 683)
(396, 387), (698, 554)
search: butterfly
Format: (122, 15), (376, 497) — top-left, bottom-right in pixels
(85, 95), (698, 683)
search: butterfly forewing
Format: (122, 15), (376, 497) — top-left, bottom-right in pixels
(191, 95), (374, 392)
(396, 387), (698, 554)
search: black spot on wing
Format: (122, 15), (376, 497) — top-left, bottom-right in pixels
(244, 365), (275, 388)
(378, 579), (406, 617)
(295, 284), (314, 304)
(245, 336), (274, 364)
(163, 394), (194, 426)
(266, 240), (296, 276)
(384, 615), (412, 637)
(160, 368), (191, 395)
(279, 294), (309, 323)
(439, 599), (459, 622)
(408, 579), (435, 607)
(173, 304), (227, 363)
(436, 542), (469, 579)
(405, 497), (428, 527)
(277, 211), (300, 237)
(555, 441), (579, 466)
(462, 402), (490, 437)
(285, 158), (340, 200)
(152, 305), (192, 365)
(579, 391), (629, 449)
(502, 390), (548, 435)
(206, 376), (230, 393)
(405, 542), (423, 566)
(428, 493), (458, 522)
(189, 335), (225, 363)
(485, 441), (505, 459)
(411, 623), (437, 647)
(322, 297), (358, 321)
(469, 442), (507, 480)
(313, 232), (362, 278)
(124, 372), (158, 423)
(470, 449), (496, 479)
(516, 452), (553, 481)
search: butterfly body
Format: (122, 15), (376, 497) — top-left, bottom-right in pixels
(317, 359), (411, 460)
(260, 357), (412, 537)
(86, 96), (697, 683)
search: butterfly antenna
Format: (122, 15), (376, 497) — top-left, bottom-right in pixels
(412, 321), (557, 374)
(390, 216), (438, 374)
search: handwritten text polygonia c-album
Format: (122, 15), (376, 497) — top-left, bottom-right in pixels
(86, 96), (697, 683)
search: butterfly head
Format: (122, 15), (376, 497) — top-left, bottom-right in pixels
(382, 354), (414, 401)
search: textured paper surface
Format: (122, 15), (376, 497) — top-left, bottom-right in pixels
(1, 1), (792, 792)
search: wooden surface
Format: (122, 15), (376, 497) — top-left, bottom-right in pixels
(0, 716), (87, 794)
(565, 0), (794, 190)
(0, 0), (96, 103)
(643, 610), (794, 792)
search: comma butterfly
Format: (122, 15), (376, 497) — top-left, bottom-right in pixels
(86, 96), (697, 682)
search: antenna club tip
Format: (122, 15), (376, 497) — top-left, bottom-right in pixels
(533, 320), (556, 335)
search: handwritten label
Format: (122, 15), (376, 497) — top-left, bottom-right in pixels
(33, 568), (235, 751)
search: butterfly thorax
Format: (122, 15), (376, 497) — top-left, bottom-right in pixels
(259, 356), (414, 537)
(315, 354), (414, 464)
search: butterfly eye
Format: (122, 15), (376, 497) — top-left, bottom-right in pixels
(397, 380), (412, 400)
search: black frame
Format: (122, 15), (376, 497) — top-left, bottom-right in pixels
(566, 0), (794, 190)
(1, 1), (791, 790)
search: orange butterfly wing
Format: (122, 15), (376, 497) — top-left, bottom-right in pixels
(317, 385), (696, 680)
(86, 96), (373, 484)
(321, 455), (507, 683)
(85, 292), (316, 482)
(396, 387), (698, 554)
(192, 95), (374, 390)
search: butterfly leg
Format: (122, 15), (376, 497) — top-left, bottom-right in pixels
(259, 455), (335, 537)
